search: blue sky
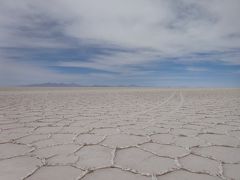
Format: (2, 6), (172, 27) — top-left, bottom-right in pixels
(0, 0), (240, 87)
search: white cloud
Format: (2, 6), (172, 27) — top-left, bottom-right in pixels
(1, 0), (240, 53)
(0, 0), (240, 85)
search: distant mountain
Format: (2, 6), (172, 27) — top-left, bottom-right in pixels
(22, 83), (83, 87)
(21, 83), (140, 87)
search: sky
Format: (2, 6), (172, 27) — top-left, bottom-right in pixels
(0, 0), (240, 87)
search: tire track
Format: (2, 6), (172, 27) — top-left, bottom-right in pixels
(147, 91), (184, 124)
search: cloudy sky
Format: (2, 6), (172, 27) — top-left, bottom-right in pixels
(0, 0), (240, 87)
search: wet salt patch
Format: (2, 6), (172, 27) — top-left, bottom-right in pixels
(115, 147), (176, 174)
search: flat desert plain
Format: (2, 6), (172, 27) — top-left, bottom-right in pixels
(0, 88), (240, 180)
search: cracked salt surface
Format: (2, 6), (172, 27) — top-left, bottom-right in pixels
(26, 166), (84, 180)
(81, 168), (151, 180)
(115, 147), (176, 174)
(0, 156), (41, 180)
(179, 154), (220, 176)
(75, 145), (112, 169)
(0, 88), (239, 180)
(157, 170), (222, 180)
(140, 143), (189, 158)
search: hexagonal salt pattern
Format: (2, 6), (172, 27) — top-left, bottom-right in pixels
(0, 88), (239, 179)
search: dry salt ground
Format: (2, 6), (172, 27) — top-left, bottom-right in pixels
(0, 88), (240, 180)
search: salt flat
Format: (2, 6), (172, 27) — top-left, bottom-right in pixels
(0, 88), (239, 180)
